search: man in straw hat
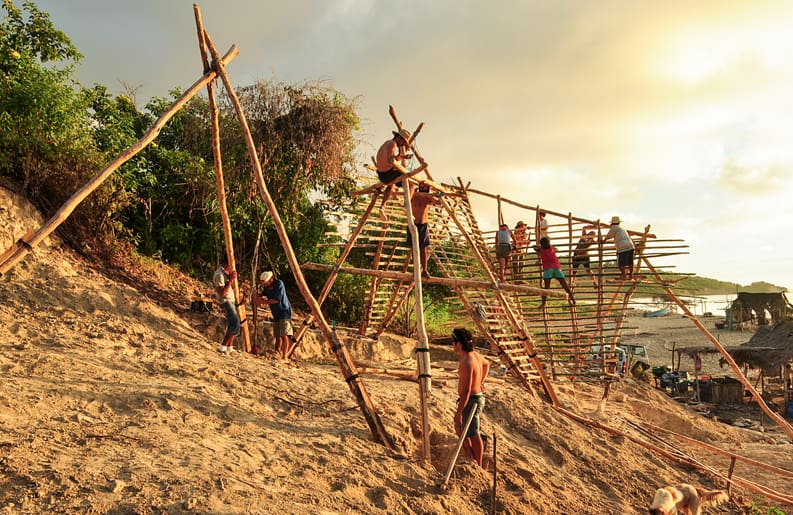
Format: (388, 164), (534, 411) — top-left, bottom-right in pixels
(375, 128), (413, 220)
(601, 215), (635, 280)
(255, 271), (293, 360)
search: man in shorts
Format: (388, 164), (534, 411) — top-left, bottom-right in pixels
(375, 128), (414, 220)
(213, 258), (240, 354)
(602, 216), (635, 280)
(407, 182), (442, 279)
(256, 271), (293, 360)
(452, 327), (489, 467)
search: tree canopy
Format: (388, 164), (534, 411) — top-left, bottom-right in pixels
(1, 1), (370, 323)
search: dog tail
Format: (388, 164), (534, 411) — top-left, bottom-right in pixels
(696, 488), (729, 506)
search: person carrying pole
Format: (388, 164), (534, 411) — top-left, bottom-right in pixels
(452, 328), (489, 467)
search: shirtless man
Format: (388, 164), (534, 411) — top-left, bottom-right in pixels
(408, 182), (442, 278)
(375, 128), (413, 219)
(452, 327), (489, 467)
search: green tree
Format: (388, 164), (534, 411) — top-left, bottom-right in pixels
(0, 0), (120, 250)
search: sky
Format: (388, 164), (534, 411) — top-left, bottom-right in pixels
(31, 0), (793, 291)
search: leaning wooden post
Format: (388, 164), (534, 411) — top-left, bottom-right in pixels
(194, 5), (250, 353)
(0, 46), (240, 276)
(202, 30), (393, 449)
(642, 257), (793, 441)
(402, 182), (432, 461)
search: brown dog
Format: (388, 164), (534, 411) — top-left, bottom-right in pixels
(649, 483), (728, 515)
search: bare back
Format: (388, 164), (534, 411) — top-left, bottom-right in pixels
(458, 351), (487, 398)
(375, 139), (399, 172)
(411, 191), (439, 223)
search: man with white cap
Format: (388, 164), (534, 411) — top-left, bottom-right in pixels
(255, 271), (293, 359)
(602, 216), (635, 280)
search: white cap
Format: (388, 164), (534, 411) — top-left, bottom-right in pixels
(260, 271), (274, 283)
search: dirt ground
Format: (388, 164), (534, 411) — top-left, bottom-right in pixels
(0, 186), (791, 514)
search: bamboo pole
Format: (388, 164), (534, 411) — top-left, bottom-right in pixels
(301, 263), (567, 297)
(193, 6), (250, 353)
(402, 184), (432, 461)
(202, 31), (393, 449)
(0, 46), (240, 276)
(641, 422), (793, 480)
(642, 257), (793, 441)
(439, 405), (478, 488)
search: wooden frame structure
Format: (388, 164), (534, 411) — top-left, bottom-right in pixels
(1, 8), (790, 496)
(303, 107), (793, 441)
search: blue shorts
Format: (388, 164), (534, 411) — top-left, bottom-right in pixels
(221, 300), (241, 337)
(543, 268), (565, 279)
(460, 394), (485, 438)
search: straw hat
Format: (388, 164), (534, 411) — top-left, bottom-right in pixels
(392, 128), (412, 144)
(610, 216), (621, 224)
(259, 271), (274, 283)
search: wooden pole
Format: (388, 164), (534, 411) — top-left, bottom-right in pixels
(642, 257), (793, 440)
(193, 5), (250, 353)
(490, 433), (497, 515)
(402, 184), (432, 461)
(202, 30), (393, 449)
(0, 46), (240, 276)
(439, 406), (478, 488)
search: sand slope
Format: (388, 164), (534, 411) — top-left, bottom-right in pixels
(0, 187), (790, 514)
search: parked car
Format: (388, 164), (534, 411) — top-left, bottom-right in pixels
(586, 345), (628, 376)
(617, 342), (651, 371)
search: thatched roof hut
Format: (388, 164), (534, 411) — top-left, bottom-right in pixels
(728, 320), (793, 373)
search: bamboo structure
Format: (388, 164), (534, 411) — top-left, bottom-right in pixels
(308, 164), (711, 401)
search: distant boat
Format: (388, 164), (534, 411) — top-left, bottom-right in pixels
(644, 307), (670, 318)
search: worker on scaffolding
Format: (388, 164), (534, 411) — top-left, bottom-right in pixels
(601, 215), (635, 281)
(407, 182), (442, 279)
(494, 223), (513, 282)
(512, 220), (530, 279)
(375, 128), (414, 220)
